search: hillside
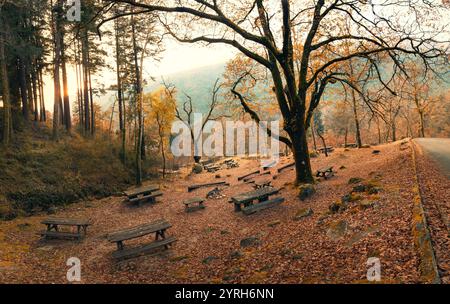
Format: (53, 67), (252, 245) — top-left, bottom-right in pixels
(0, 126), (133, 220)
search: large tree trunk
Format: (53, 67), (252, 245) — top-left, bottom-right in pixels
(289, 126), (314, 184)
(31, 63), (39, 121)
(52, 0), (63, 140)
(82, 31), (90, 134)
(418, 110), (425, 138)
(350, 89), (362, 148)
(0, 32), (12, 145)
(18, 57), (29, 121)
(61, 34), (71, 131)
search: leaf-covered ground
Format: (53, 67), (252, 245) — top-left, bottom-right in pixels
(0, 140), (444, 283)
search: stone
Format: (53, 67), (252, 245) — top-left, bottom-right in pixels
(348, 177), (363, 184)
(359, 199), (378, 210)
(192, 163), (203, 174)
(240, 236), (261, 248)
(230, 251), (243, 259)
(361, 144), (371, 148)
(215, 174), (221, 179)
(268, 220), (281, 227)
(309, 151), (319, 158)
(326, 220), (348, 240)
(372, 150), (381, 155)
(47, 206), (57, 215)
(202, 256), (218, 264)
(352, 184), (368, 193)
(294, 208), (313, 220)
(329, 201), (347, 213)
(339, 165), (346, 170)
(298, 184), (316, 201)
(341, 193), (362, 203)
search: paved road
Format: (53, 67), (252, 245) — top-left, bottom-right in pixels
(414, 138), (450, 178)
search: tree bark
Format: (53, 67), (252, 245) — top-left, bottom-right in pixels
(0, 32), (12, 145)
(60, 32), (71, 131)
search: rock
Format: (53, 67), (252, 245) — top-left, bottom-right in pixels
(309, 151), (319, 158)
(202, 256), (218, 264)
(361, 144), (371, 148)
(215, 174), (221, 179)
(292, 254), (304, 260)
(0, 202), (17, 221)
(341, 193), (362, 203)
(230, 251), (243, 259)
(268, 220), (281, 227)
(329, 201), (347, 213)
(170, 255), (189, 262)
(359, 199), (378, 210)
(339, 165), (346, 170)
(348, 177), (363, 184)
(368, 187), (382, 194)
(294, 208), (313, 220)
(192, 163), (203, 174)
(326, 220), (348, 240)
(240, 236), (261, 248)
(47, 206), (57, 215)
(298, 184), (316, 201)
(352, 184), (368, 193)
(372, 150), (381, 155)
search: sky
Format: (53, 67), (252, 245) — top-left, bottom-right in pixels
(43, 39), (236, 113)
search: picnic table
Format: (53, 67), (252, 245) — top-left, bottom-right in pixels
(107, 219), (176, 260)
(183, 197), (206, 212)
(230, 187), (283, 214)
(253, 179), (272, 190)
(39, 218), (91, 240)
(318, 147), (335, 154)
(124, 185), (163, 205)
(316, 166), (334, 179)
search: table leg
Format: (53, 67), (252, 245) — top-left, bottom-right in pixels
(234, 203), (241, 212)
(117, 241), (124, 251)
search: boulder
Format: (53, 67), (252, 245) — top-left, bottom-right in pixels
(359, 199), (378, 210)
(192, 163), (203, 174)
(329, 201), (347, 213)
(341, 193), (363, 203)
(326, 220), (348, 240)
(348, 177), (363, 184)
(298, 184), (316, 201)
(294, 208), (314, 220)
(240, 236), (261, 248)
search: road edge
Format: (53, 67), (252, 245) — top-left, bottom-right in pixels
(410, 140), (441, 284)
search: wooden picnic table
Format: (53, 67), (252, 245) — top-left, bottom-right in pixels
(316, 166), (334, 179)
(230, 187), (280, 212)
(124, 185), (160, 199)
(183, 197), (206, 212)
(253, 179), (272, 190)
(40, 218), (91, 240)
(107, 219), (176, 260)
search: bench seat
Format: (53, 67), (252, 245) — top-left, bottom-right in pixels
(39, 230), (83, 240)
(242, 197), (285, 215)
(129, 191), (163, 204)
(112, 236), (177, 260)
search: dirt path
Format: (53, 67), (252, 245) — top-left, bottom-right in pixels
(0, 142), (426, 283)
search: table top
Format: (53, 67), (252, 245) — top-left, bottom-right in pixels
(42, 218), (91, 226)
(124, 185), (160, 197)
(107, 219), (171, 243)
(231, 187), (279, 204)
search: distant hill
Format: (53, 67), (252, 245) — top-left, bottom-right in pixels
(146, 63), (227, 113)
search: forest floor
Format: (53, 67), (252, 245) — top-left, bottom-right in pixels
(0, 140), (447, 283)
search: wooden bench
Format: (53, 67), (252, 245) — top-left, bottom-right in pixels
(183, 197), (206, 212)
(242, 197), (285, 215)
(188, 181), (230, 192)
(107, 219), (176, 261)
(318, 147), (334, 154)
(238, 170), (260, 181)
(230, 187), (281, 212)
(129, 190), (163, 205)
(316, 166), (334, 179)
(277, 162), (295, 173)
(124, 185), (162, 205)
(39, 218), (91, 240)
